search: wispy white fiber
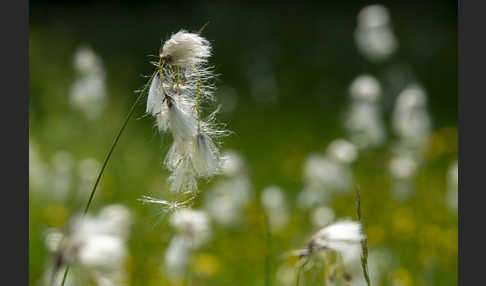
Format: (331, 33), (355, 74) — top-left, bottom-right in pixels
(161, 30), (211, 68)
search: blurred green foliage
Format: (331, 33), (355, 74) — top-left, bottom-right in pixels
(29, 2), (457, 286)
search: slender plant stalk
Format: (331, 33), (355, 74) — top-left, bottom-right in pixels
(295, 263), (304, 286)
(356, 185), (371, 286)
(263, 209), (272, 286)
(59, 70), (158, 286)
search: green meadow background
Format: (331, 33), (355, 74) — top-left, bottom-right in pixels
(29, 1), (457, 285)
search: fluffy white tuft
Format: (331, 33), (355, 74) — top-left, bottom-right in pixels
(311, 220), (364, 260)
(192, 133), (221, 177)
(161, 30), (211, 68)
(167, 98), (198, 141)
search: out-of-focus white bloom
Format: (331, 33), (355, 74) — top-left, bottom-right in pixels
(345, 76), (385, 150)
(367, 247), (399, 285)
(326, 139), (358, 164)
(44, 228), (64, 252)
(74, 46), (104, 75)
(51, 151), (74, 201)
(78, 158), (101, 182)
(297, 186), (330, 210)
(355, 5), (398, 62)
(70, 46), (107, 120)
(349, 75), (382, 102)
(161, 30), (211, 68)
(220, 150), (245, 177)
(43, 204), (132, 286)
(164, 236), (191, 277)
(169, 209), (210, 248)
(392, 84), (431, 149)
(357, 5), (391, 30)
(446, 160), (458, 212)
(97, 204), (133, 238)
(164, 209), (211, 281)
(389, 154), (418, 180)
(78, 158), (101, 196)
(345, 102), (386, 149)
(204, 175), (252, 227)
(261, 185), (289, 232)
(388, 146), (420, 201)
(303, 154), (353, 192)
(305, 220), (364, 264)
(29, 140), (51, 193)
(276, 263), (298, 286)
(78, 234), (125, 268)
(297, 221), (365, 284)
(311, 206), (335, 228)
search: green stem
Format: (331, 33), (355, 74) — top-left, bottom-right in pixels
(356, 186), (371, 286)
(59, 70), (157, 286)
(295, 264), (304, 286)
(263, 210), (272, 286)
(59, 265), (69, 286)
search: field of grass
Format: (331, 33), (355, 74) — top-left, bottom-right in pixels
(29, 2), (457, 286)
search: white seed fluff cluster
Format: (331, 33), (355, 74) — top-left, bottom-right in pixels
(300, 220), (365, 284)
(69, 46), (107, 120)
(142, 29), (229, 207)
(164, 209), (211, 280)
(42, 204), (132, 286)
(354, 4), (398, 62)
(203, 150), (253, 227)
(298, 138), (357, 210)
(345, 75), (386, 150)
(389, 84), (432, 201)
(261, 185), (289, 232)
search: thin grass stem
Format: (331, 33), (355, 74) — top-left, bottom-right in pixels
(263, 209), (272, 286)
(356, 185), (371, 286)
(59, 70), (158, 286)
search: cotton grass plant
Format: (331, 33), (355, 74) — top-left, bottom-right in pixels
(56, 25), (229, 286)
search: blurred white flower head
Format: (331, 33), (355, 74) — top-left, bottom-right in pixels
(220, 149), (246, 177)
(355, 5), (398, 62)
(446, 160), (458, 213)
(169, 208), (210, 248)
(345, 76), (386, 150)
(50, 151), (74, 201)
(164, 236), (192, 278)
(43, 204), (132, 286)
(261, 185), (289, 232)
(392, 84), (431, 149)
(349, 75), (382, 102)
(326, 139), (358, 164)
(299, 220), (365, 284)
(389, 153), (418, 180)
(70, 46), (107, 120)
(303, 154), (353, 192)
(29, 140), (51, 193)
(311, 206), (335, 228)
(204, 175), (252, 227)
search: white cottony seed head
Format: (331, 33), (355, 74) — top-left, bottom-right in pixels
(192, 133), (221, 177)
(161, 30), (211, 68)
(308, 220), (364, 262)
